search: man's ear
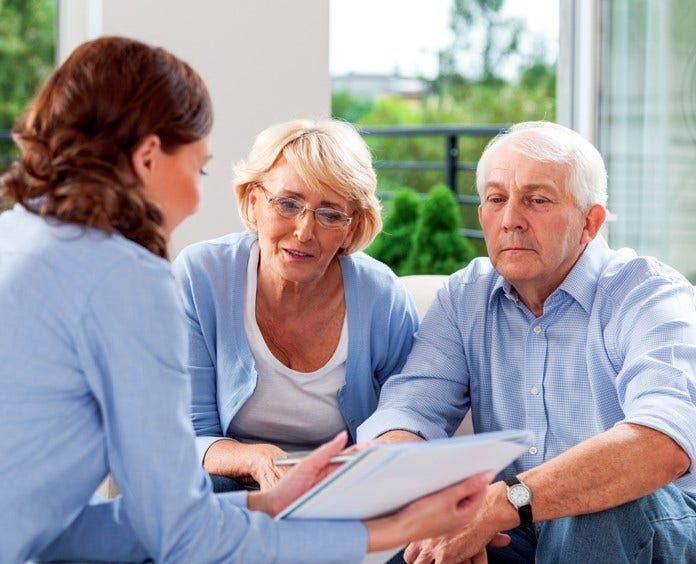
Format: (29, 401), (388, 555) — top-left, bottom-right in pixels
(581, 204), (607, 244)
(131, 134), (162, 184)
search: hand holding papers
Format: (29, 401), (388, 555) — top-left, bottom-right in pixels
(277, 430), (532, 520)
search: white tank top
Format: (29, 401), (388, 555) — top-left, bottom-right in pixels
(227, 242), (348, 451)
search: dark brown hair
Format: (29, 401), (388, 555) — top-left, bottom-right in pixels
(0, 35), (213, 258)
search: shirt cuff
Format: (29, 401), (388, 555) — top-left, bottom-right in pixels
(357, 408), (449, 442)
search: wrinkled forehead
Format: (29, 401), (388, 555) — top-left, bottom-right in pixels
(483, 142), (572, 188)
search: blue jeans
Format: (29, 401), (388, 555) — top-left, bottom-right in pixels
(209, 474), (246, 493)
(388, 485), (696, 563)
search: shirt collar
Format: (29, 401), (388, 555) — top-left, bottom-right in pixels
(556, 235), (610, 314)
(488, 235), (610, 314)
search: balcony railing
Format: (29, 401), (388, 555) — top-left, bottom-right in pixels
(359, 124), (508, 239)
(1, 125), (509, 240)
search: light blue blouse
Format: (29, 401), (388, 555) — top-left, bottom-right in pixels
(0, 205), (366, 563)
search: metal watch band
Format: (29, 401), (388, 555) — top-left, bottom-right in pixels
(505, 476), (533, 527)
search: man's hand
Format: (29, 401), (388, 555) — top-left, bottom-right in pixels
(404, 528), (510, 564)
(402, 482), (513, 564)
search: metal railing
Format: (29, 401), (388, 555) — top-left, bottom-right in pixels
(0, 125), (509, 240)
(359, 124), (508, 239)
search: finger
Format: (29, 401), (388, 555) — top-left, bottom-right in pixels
(487, 533), (510, 548)
(427, 471), (491, 515)
(405, 541), (435, 564)
(343, 438), (382, 454)
(403, 542), (419, 563)
(471, 548), (488, 564)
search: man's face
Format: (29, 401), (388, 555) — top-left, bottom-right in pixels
(478, 144), (603, 307)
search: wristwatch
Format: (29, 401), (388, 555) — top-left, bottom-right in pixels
(505, 476), (533, 527)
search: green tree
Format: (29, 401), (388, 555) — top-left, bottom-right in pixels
(331, 90), (373, 123)
(443, 0), (524, 84)
(331, 0), (557, 261)
(0, 0), (55, 130)
(366, 187), (422, 275)
(404, 184), (476, 275)
(0, 0), (54, 210)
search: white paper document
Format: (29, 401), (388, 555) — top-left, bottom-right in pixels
(277, 429), (533, 521)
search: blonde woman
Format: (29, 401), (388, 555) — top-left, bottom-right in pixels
(173, 119), (419, 491)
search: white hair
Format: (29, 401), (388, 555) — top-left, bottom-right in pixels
(476, 121), (608, 211)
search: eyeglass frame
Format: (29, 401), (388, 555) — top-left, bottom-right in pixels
(256, 184), (354, 229)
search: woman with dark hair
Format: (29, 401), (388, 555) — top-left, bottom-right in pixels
(0, 36), (490, 563)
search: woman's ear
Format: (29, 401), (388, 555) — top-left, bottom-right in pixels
(340, 213), (360, 252)
(131, 134), (162, 185)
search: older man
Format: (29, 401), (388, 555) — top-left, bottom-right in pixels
(359, 121), (696, 563)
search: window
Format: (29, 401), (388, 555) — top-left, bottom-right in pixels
(598, 0), (696, 281)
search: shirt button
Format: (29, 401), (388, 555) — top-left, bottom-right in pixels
(529, 446), (538, 455)
(530, 386), (540, 395)
(533, 326), (542, 334)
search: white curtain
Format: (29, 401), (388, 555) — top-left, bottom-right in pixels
(598, 0), (696, 280)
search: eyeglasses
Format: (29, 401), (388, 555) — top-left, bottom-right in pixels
(258, 185), (353, 229)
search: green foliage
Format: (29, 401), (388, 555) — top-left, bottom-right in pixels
(367, 185), (476, 276)
(519, 60), (556, 98)
(365, 188), (422, 275)
(333, 1), (558, 265)
(341, 76), (555, 246)
(331, 91), (373, 123)
(404, 184), (476, 275)
(0, 0), (54, 211)
(446, 0), (524, 83)
(0, 0), (55, 130)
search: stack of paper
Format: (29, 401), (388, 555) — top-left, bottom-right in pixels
(277, 429), (532, 520)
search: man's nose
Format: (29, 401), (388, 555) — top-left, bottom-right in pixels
(501, 199), (527, 231)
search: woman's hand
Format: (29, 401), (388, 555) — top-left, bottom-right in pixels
(243, 443), (290, 489)
(203, 440), (289, 490)
(248, 431), (492, 556)
(363, 470), (493, 553)
(247, 432), (349, 516)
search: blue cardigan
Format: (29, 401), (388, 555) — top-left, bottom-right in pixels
(172, 232), (419, 459)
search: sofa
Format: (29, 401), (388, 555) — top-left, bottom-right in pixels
(97, 277), (695, 498)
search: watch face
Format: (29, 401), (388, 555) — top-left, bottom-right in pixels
(508, 484), (531, 506)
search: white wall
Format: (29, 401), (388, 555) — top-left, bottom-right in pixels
(57, 0), (330, 256)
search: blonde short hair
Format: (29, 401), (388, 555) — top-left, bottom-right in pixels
(234, 119), (381, 254)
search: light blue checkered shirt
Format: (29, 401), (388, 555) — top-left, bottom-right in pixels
(359, 236), (696, 497)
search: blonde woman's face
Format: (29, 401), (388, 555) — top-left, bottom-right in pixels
(250, 160), (358, 285)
